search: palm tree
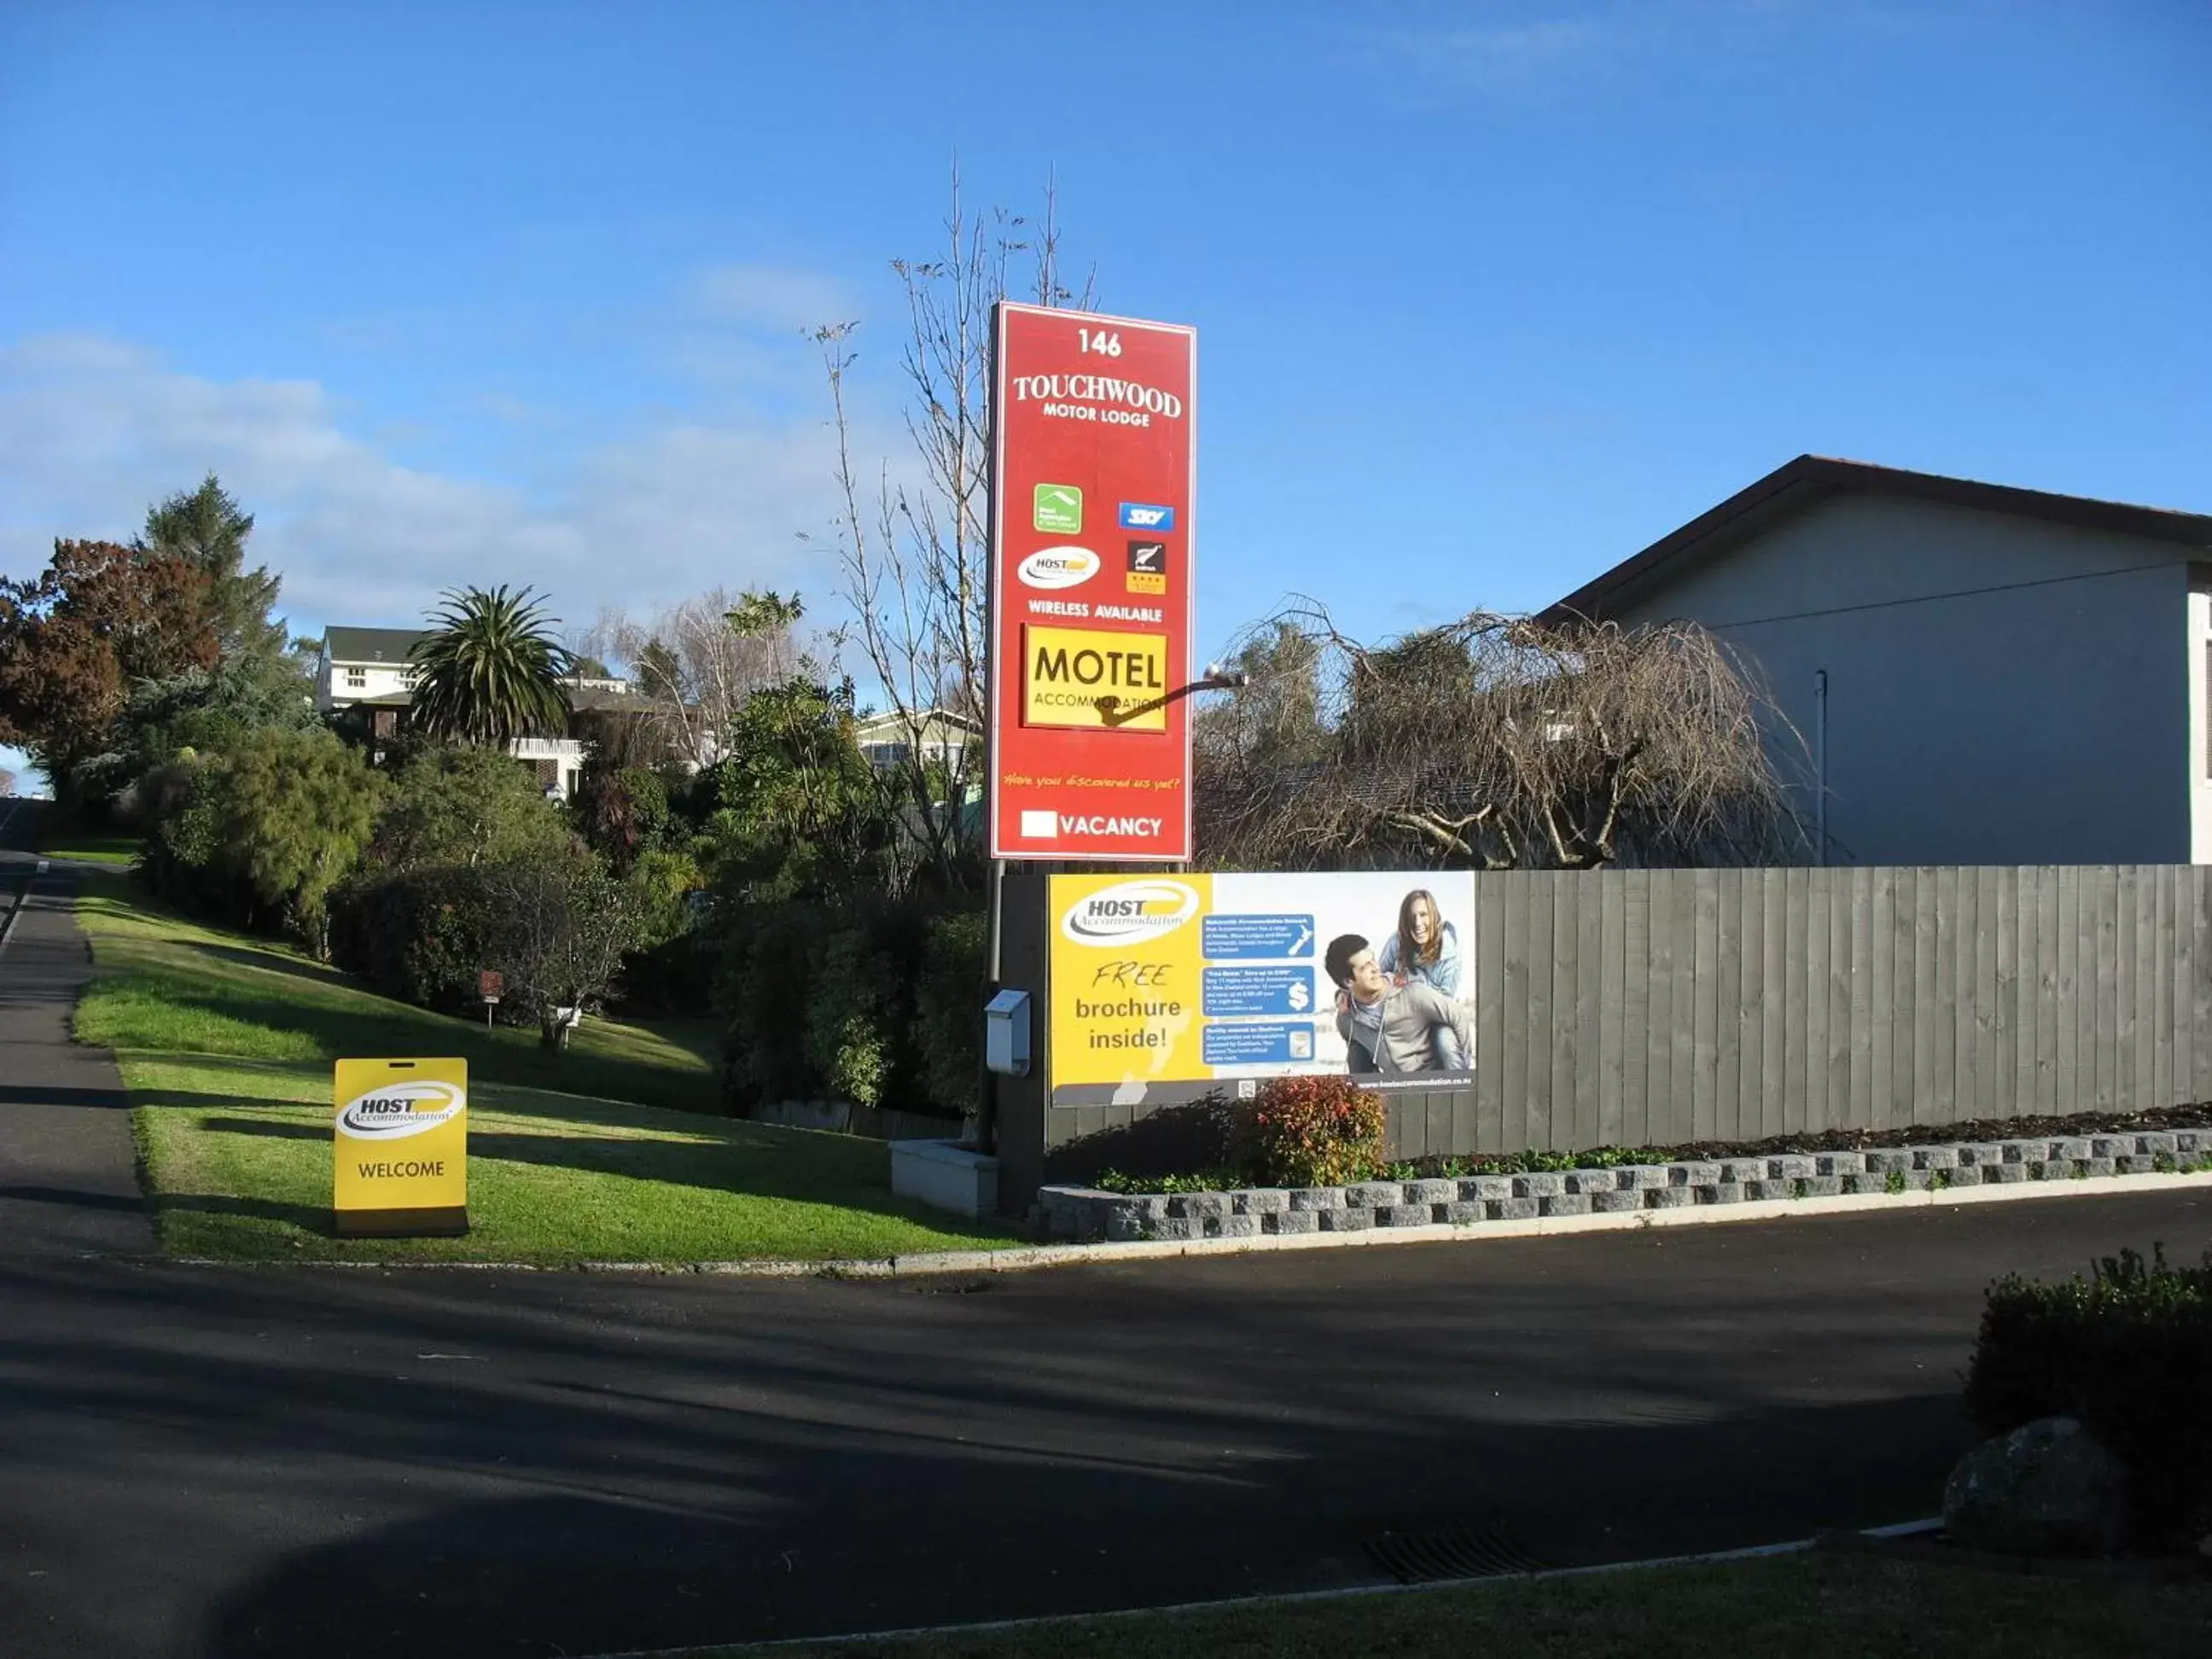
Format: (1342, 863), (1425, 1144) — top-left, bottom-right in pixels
(407, 585), (573, 748)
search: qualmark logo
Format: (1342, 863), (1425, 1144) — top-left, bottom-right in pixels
(1016, 545), (1100, 590)
(1061, 880), (1200, 946)
(336, 1080), (464, 1140)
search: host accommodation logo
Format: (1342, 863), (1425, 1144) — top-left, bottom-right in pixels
(1061, 880), (1200, 946)
(1017, 545), (1100, 590)
(336, 1080), (464, 1140)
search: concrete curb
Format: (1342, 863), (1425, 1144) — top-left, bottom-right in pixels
(0, 857), (44, 953)
(172, 1167), (2212, 1280)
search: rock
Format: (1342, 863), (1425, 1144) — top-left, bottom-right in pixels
(1941, 1417), (2130, 1556)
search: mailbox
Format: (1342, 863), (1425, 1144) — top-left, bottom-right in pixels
(984, 988), (1031, 1076)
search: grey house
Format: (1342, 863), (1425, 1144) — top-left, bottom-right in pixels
(1542, 457), (2212, 867)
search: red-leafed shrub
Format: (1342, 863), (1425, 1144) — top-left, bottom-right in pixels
(1229, 1074), (1387, 1189)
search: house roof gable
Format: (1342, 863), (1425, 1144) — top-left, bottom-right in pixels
(323, 626), (428, 665)
(1540, 455), (2212, 626)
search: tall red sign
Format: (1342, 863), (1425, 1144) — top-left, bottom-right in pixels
(988, 303), (1196, 862)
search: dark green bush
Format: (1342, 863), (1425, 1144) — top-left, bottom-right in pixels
(328, 864), (505, 1015)
(1964, 1245), (2212, 1543)
(712, 897), (982, 1120)
(718, 901), (824, 1106)
(914, 909), (987, 1119)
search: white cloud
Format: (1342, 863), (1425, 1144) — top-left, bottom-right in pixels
(1367, 2), (1941, 101)
(0, 332), (869, 635)
(690, 262), (859, 335)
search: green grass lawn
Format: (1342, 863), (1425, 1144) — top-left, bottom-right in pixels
(35, 825), (140, 864)
(702, 1551), (2212, 1658)
(73, 868), (719, 1112)
(75, 870), (1015, 1264)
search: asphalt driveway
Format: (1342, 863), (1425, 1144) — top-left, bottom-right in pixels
(3, 1190), (2208, 1659)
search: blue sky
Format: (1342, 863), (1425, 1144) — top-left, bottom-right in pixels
(3, 1), (2208, 783)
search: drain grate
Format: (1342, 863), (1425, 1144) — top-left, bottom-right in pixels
(1362, 1524), (1550, 1584)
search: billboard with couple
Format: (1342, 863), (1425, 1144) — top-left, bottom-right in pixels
(1047, 871), (1476, 1107)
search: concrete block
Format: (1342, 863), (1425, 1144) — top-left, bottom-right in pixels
(1462, 1176), (1515, 1202)
(1319, 1207), (1374, 1231)
(1956, 1144), (2005, 1167)
(1669, 1161), (1722, 1186)
(1591, 1190), (1643, 1214)
(1798, 1175), (1843, 1197)
(1540, 1194), (1592, 1218)
(2114, 1155), (2158, 1176)
(1398, 1179), (1454, 1206)
(2135, 1132), (2179, 1158)
(1719, 1160), (1767, 1185)
(1442, 1201), (1485, 1225)
(1697, 1183), (1746, 1206)
(1741, 1179), (1785, 1201)
(2074, 1158), (2116, 1179)
(1268, 1209), (1319, 1236)
(1289, 1187), (1345, 1212)
(1563, 1168), (1621, 1195)
(1644, 1187), (1694, 1210)
(1995, 1139), (2042, 1164)
(1105, 1209), (1150, 1241)
(1343, 1182), (1402, 1209)
(2173, 1130), (2206, 1155)
(1513, 1173), (1566, 1198)
(1213, 1214), (1262, 1239)
(1620, 1164), (1674, 1190)
(1150, 1216), (1202, 1241)
(2091, 1136), (2133, 1160)
(1842, 1172), (1894, 1195)
(2046, 1138), (2091, 1161)
(1816, 1152), (1866, 1177)
(1863, 1149), (1914, 1173)
(1232, 1188), (1290, 1216)
(891, 1138), (1000, 1219)
(1982, 1163), (2028, 1185)
(1914, 1146), (1959, 1172)
(1770, 1155), (1818, 1180)
(1376, 1204), (1434, 1228)
(1485, 1197), (1540, 1221)
(1168, 1192), (1230, 1221)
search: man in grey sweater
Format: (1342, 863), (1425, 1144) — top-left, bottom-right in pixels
(1324, 933), (1476, 1075)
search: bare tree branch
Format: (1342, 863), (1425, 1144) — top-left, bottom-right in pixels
(1196, 602), (1807, 871)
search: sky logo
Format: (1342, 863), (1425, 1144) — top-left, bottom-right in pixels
(1118, 502), (1175, 532)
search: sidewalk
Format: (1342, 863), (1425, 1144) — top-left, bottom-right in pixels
(0, 835), (152, 1259)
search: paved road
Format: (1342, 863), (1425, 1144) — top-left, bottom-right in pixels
(6, 1193), (2209, 1657)
(0, 802), (151, 1260)
(3, 822), (2209, 1656)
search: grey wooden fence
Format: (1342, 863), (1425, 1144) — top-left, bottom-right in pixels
(996, 865), (2212, 1202)
(1398, 864), (2212, 1161)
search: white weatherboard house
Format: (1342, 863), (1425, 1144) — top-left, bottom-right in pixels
(1542, 457), (2212, 867)
(317, 626), (643, 800)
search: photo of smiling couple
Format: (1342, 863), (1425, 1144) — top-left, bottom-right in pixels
(1325, 887), (1475, 1077)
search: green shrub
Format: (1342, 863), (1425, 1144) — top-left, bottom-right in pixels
(329, 863), (511, 1014)
(1227, 1074), (1386, 1189)
(805, 923), (895, 1109)
(1963, 1245), (2212, 1543)
(914, 909), (987, 1119)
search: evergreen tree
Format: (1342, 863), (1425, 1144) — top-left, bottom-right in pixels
(139, 474), (285, 659)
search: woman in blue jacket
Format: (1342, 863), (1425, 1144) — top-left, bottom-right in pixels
(1377, 888), (1468, 1070)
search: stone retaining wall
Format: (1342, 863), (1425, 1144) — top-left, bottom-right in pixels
(1036, 1131), (2212, 1243)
